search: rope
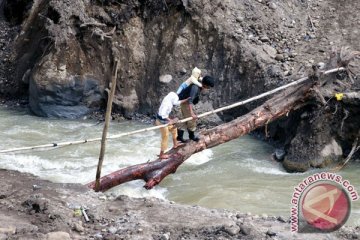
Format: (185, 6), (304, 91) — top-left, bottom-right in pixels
(0, 67), (345, 154)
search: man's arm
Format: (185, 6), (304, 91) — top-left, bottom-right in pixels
(188, 103), (197, 119)
(188, 85), (200, 119)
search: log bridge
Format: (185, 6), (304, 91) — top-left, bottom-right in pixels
(88, 48), (359, 191)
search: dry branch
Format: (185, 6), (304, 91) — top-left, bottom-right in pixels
(312, 86), (326, 105)
(95, 60), (119, 191)
(332, 133), (360, 172)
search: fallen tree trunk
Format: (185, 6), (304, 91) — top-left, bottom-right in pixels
(87, 79), (317, 191)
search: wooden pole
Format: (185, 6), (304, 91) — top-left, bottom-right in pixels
(95, 60), (119, 191)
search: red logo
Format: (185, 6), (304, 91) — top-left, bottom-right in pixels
(300, 182), (351, 232)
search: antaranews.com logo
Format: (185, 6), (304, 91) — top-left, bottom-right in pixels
(291, 172), (359, 233)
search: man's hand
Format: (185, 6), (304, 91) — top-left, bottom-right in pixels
(171, 117), (179, 123)
(168, 117), (179, 125)
(191, 113), (198, 119)
(180, 97), (190, 104)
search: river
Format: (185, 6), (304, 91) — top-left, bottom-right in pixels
(0, 105), (359, 226)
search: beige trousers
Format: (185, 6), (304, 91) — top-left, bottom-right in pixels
(180, 102), (196, 131)
(155, 119), (177, 152)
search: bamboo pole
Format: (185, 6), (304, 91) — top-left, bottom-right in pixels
(95, 60), (119, 191)
(0, 67), (345, 154)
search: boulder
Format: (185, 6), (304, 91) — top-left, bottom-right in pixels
(45, 232), (71, 240)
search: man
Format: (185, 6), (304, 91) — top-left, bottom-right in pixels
(177, 75), (215, 142)
(156, 92), (189, 159)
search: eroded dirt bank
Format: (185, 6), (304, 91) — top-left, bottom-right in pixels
(0, 169), (358, 240)
(0, 0), (359, 172)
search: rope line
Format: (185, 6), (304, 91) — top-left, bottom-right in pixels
(0, 67), (345, 154)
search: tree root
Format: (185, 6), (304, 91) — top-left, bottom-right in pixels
(80, 22), (107, 28)
(312, 86), (327, 105)
(332, 134), (360, 172)
(339, 47), (360, 66)
(80, 20), (116, 41)
(91, 26), (116, 41)
(340, 108), (349, 132)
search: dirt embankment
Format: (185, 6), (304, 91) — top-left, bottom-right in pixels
(0, 0), (20, 100)
(0, 169), (358, 240)
(0, 1), (359, 169)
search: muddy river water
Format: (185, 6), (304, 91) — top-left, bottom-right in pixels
(0, 106), (359, 226)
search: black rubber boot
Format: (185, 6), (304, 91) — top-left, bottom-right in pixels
(188, 129), (200, 142)
(177, 129), (187, 143)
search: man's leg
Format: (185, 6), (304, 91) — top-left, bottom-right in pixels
(177, 103), (191, 143)
(188, 129), (199, 141)
(181, 103), (199, 141)
(180, 103), (196, 130)
(176, 128), (186, 143)
(155, 120), (170, 159)
(169, 125), (180, 148)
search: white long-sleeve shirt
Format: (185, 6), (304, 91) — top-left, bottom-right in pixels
(158, 92), (181, 119)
